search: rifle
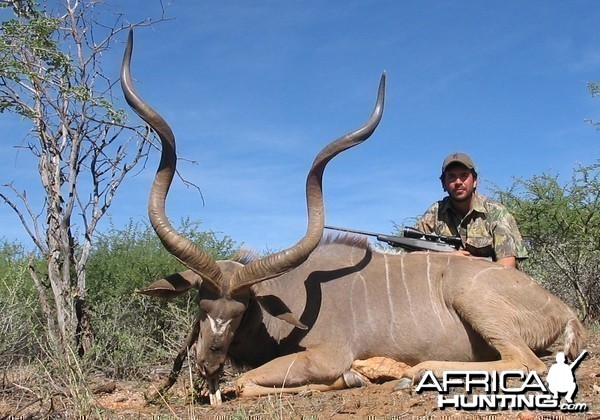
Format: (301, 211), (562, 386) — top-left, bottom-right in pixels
(569, 350), (588, 370)
(324, 225), (462, 253)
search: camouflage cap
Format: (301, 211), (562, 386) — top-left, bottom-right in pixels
(441, 152), (476, 173)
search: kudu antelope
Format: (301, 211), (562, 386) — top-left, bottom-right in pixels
(121, 31), (585, 406)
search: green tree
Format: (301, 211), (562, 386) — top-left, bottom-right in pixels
(586, 81), (600, 131)
(0, 239), (40, 362)
(496, 161), (600, 321)
(83, 218), (239, 378)
(0, 0), (165, 356)
(0, 219), (240, 379)
(86, 218), (238, 302)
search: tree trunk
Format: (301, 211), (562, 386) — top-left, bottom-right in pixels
(0, 0), (160, 361)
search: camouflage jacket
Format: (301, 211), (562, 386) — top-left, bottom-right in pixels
(413, 193), (528, 261)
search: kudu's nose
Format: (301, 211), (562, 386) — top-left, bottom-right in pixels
(197, 359), (223, 378)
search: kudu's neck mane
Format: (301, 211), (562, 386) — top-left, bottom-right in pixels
(321, 233), (371, 249)
(232, 234), (372, 265)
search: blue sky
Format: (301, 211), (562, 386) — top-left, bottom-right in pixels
(1, 1), (599, 252)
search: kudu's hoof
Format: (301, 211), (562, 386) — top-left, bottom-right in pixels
(342, 371), (368, 388)
(393, 377), (413, 391)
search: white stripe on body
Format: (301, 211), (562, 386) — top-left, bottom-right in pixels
(426, 254), (447, 335)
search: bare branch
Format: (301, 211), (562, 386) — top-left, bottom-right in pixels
(0, 184), (47, 253)
(0, 0), (170, 354)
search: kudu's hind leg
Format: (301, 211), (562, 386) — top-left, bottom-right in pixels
(401, 294), (548, 384)
(236, 348), (366, 397)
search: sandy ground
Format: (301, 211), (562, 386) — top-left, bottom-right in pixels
(3, 332), (600, 419)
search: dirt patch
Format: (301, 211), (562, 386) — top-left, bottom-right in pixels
(3, 334), (600, 419)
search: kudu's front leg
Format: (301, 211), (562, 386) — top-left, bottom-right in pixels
(147, 318), (201, 402)
(236, 348), (367, 397)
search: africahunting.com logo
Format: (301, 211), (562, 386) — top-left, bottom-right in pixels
(416, 351), (589, 413)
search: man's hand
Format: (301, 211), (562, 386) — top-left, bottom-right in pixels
(451, 250), (472, 257)
(496, 256), (517, 269)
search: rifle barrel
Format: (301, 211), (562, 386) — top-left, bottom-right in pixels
(325, 226), (457, 253)
(324, 225), (379, 237)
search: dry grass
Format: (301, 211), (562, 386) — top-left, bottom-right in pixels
(2, 332), (600, 419)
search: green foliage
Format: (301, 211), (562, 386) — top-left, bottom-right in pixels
(84, 294), (179, 379)
(0, 239), (42, 362)
(0, 219), (240, 378)
(495, 161), (600, 321)
(1, 0), (161, 356)
(0, 2), (71, 117)
(83, 218), (239, 377)
(86, 218), (237, 302)
(588, 81), (600, 98)
(585, 81), (600, 131)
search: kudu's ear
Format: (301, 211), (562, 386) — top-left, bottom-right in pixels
(137, 270), (201, 299)
(255, 295), (308, 330)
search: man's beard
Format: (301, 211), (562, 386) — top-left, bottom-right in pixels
(450, 190), (472, 203)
